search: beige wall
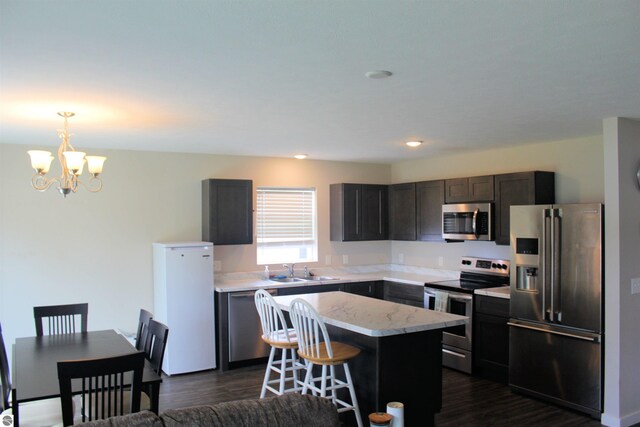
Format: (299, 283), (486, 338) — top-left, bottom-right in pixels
(0, 143), (390, 351)
(389, 135), (604, 270)
(0, 135), (605, 367)
(602, 118), (640, 427)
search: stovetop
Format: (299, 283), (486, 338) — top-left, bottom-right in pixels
(425, 256), (510, 293)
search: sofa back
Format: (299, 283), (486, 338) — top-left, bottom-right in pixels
(79, 393), (340, 427)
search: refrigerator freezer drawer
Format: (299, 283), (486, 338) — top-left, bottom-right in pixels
(508, 321), (602, 417)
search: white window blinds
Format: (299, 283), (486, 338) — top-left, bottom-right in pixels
(256, 187), (317, 265)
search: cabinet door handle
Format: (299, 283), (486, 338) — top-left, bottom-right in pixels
(356, 188), (360, 235)
(378, 191), (382, 234)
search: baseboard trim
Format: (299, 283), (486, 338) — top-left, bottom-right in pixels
(602, 409), (640, 427)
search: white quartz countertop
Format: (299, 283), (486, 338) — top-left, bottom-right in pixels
(474, 286), (511, 299)
(272, 291), (467, 337)
(214, 266), (459, 293)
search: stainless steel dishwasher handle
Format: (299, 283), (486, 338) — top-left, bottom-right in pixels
(230, 289), (276, 298)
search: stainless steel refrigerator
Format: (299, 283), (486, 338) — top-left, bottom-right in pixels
(509, 203), (602, 418)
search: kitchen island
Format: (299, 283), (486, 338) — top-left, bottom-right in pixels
(273, 291), (467, 426)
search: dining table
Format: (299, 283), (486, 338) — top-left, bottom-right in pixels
(272, 291), (467, 426)
(11, 329), (162, 427)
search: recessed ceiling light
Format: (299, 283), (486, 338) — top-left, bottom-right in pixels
(365, 70), (392, 79)
(294, 154), (308, 160)
(405, 141), (423, 148)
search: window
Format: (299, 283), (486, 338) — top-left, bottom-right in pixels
(256, 187), (317, 265)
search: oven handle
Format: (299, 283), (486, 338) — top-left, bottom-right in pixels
(442, 348), (467, 358)
(424, 289), (472, 302)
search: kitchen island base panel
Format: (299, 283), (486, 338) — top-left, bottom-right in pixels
(327, 324), (443, 426)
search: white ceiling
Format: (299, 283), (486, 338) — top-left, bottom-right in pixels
(1, 0), (639, 163)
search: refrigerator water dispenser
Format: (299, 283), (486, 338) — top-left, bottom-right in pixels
(516, 266), (538, 291)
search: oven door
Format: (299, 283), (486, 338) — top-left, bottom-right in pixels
(425, 287), (474, 372)
(424, 287), (473, 350)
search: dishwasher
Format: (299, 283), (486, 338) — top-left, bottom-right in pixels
(228, 289), (275, 362)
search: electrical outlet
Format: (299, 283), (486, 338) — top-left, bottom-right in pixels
(398, 254), (404, 264)
(342, 255), (349, 265)
(325, 255), (331, 265)
(214, 260), (222, 272)
(632, 278), (640, 295)
(438, 256), (444, 267)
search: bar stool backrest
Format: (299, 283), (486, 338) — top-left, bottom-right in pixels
(289, 298), (333, 360)
(255, 290), (291, 344)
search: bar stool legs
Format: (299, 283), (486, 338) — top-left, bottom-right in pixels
(261, 345), (305, 398)
(301, 361), (363, 427)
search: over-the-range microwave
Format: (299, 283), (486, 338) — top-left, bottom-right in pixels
(442, 202), (493, 241)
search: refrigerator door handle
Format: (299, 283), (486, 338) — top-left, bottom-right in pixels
(507, 321), (600, 343)
(542, 209), (551, 321)
(553, 209), (562, 322)
(549, 208), (556, 322)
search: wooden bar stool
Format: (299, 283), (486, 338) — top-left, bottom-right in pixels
(289, 298), (363, 427)
(254, 289), (305, 397)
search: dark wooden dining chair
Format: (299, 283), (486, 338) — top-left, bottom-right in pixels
(143, 319), (169, 375)
(57, 351), (145, 426)
(0, 322), (64, 424)
(34, 302), (88, 336)
(135, 309), (153, 351)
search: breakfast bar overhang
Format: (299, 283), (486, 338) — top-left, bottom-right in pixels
(273, 291), (467, 426)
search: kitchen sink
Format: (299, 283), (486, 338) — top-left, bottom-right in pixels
(269, 277), (307, 283)
(269, 276), (340, 283)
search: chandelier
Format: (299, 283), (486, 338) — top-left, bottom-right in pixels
(27, 112), (106, 197)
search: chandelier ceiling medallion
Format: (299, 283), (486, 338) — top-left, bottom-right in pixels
(27, 112), (106, 197)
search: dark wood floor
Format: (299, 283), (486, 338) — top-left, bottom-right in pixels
(159, 364), (601, 426)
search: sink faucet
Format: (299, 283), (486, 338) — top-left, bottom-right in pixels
(283, 263), (295, 277)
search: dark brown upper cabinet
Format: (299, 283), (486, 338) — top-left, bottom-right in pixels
(445, 175), (494, 203)
(330, 184), (388, 241)
(202, 179), (253, 245)
(388, 183), (416, 241)
(493, 171), (555, 245)
(416, 180), (445, 241)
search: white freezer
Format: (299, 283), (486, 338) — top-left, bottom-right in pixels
(153, 242), (216, 375)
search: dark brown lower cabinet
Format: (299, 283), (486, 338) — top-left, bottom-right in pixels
(473, 295), (509, 383)
(383, 281), (424, 307)
(344, 281), (382, 299)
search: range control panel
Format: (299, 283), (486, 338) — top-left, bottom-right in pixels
(460, 256), (510, 276)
